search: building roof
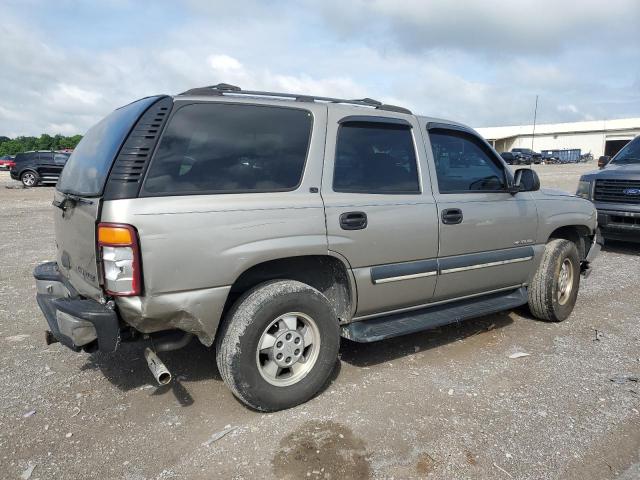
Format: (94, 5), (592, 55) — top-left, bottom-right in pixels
(476, 117), (640, 140)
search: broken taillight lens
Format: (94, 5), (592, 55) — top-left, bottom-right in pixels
(97, 223), (141, 296)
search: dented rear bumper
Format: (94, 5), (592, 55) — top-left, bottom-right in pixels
(34, 262), (120, 352)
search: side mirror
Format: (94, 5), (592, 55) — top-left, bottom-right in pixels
(513, 168), (540, 193)
(598, 156), (611, 169)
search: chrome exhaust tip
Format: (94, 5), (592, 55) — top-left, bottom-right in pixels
(144, 347), (171, 385)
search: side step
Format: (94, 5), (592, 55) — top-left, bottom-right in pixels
(341, 287), (528, 343)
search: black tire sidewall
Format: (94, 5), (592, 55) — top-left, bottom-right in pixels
(220, 282), (339, 411)
(21, 170), (38, 187)
(549, 241), (580, 321)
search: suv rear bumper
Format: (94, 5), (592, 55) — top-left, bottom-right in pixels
(34, 262), (120, 352)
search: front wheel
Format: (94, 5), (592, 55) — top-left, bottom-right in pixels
(216, 280), (340, 411)
(528, 239), (580, 322)
(21, 170), (39, 187)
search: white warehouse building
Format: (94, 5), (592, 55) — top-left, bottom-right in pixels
(476, 117), (640, 159)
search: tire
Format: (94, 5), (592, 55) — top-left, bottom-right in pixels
(216, 280), (340, 411)
(21, 170), (39, 187)
(528, 239), (580, 322)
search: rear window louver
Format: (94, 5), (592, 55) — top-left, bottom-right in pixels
(103, 96), (173, 200)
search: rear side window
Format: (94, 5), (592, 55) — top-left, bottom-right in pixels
(54, 153), (69, 165)
(142, 103), (313, 195)
(429, 130), (506, 193)
(333, 122), (420, 194)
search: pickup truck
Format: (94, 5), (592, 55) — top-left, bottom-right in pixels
(33, 84), (600, 411)
(577, 135), (640, 242)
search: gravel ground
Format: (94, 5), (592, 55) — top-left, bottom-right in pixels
(0, 164), (638, 479)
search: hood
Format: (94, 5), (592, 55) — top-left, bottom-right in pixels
(539, 187), (576, 198)
(581, 163), (640, 181)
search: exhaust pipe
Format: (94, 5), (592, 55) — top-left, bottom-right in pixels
(144, 347), (172, 385)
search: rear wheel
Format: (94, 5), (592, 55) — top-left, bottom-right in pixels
(528, 239), (580, 322)
(216, 280), (340, 411)
(21, 170), (39, 187)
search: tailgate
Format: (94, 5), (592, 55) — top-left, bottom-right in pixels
(51, 95), (171, 299)
(53, 191), (103, 300)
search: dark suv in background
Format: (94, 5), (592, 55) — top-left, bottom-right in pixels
(511, 148), (542, 165)
(577, 135), (640, 242)
(10, 151), (70, 187)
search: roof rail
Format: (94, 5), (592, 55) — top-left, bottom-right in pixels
(178, 83), (412, 114)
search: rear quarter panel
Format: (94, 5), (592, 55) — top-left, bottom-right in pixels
(100, 102), (328, 344)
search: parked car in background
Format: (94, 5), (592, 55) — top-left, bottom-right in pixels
(511, 148), (542, 164)
(33, 84), (600, 412)
(0, 155), (15, 170)
(500, 151), (517, 165)
(10, 151), (71, 187)
(577, 135), (640, 242)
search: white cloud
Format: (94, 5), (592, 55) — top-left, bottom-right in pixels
(558, 104), (579, 114)
(0, 1), (638, 136)
(49, 83), (102, 106)
(208, 54), (243, 73)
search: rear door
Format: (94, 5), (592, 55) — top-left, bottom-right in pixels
(323, 109), (439, 317)
(54, 96), (169, 300)
(37, 152), (56, 180)
(53, 153), (69, 177)
(421, 122), (538, 301)
(53, 191), (103, 299)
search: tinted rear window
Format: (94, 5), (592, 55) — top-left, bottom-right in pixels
(333, 122), (420, 194)
(57, 96), (162, 196)
(142, 103), (313, 195)
(15, 153), (33, 162)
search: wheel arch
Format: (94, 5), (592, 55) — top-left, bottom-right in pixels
(222, 254), (355, 328)
(547, 225), (592, 260)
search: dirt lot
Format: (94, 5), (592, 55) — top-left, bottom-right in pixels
(0, 164), (638, 479)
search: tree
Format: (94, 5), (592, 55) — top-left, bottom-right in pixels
(0, 134), (83, 156)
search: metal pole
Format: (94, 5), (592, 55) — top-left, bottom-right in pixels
(531, 95), (538, 151)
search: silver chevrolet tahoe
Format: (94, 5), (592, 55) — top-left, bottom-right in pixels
(34, 84), (601, 411)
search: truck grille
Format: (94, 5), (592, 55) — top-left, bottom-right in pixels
(593, 179), (640, 204)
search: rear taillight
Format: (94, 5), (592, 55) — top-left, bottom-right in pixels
(97, 223), (141, 296)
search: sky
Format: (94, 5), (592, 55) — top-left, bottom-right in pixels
(1, 0), (639, 137)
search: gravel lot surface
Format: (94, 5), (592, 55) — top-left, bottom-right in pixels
(0, 164), (638, 479)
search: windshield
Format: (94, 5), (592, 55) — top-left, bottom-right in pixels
(610, 137), (640, 165)
(57, 96), (162, 196)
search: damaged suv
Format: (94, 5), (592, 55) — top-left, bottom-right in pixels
(35, 84), (600, 411)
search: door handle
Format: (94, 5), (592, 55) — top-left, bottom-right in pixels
(340, 211), (368, 230)
(441, 208), (463, 225)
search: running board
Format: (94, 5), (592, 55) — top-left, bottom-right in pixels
(341, 287), (528, 343)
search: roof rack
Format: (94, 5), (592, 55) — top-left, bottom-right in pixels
(178, 83), (412, 114)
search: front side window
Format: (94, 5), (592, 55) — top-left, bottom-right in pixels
(143, 103), (313, 195)
(333, 122), (420, 194)
(429, 130), (507, 193)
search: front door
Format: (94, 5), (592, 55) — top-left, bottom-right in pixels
(422, 123), (539, 301)
(323, 110), (439, 317)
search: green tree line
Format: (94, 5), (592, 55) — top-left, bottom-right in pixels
(0, 134), (83, 156)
